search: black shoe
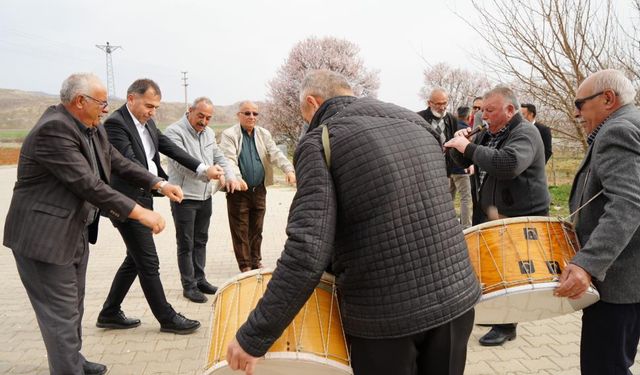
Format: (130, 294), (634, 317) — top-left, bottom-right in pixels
(183, 288), (208, 303)
(96, 310), (141, 329)
(479, 326), (517, 346)
(83, 361), (107, 375)
(197, 280), (218, 295)
(160, 313), (201, 334)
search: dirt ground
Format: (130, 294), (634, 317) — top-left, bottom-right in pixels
(0, 147), (20, 165)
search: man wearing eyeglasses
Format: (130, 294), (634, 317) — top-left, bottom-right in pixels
(4, 73), (180, 375)
(96, 79), (223, 335)
(418, 88), (472, 228)
(220, 101), (296, 272)
(555, 69), (640, 375)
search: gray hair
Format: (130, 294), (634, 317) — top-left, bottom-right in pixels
(484, 86), (520, 109)
(237, 100), (257, 111)
(127, 78), (162, 97)
(299, 69), (353, 102)
(59, 73), (103, 104)
(429, 87), (448, 100)
(589, 69), (636, 105)
(191, 96), (213, 108)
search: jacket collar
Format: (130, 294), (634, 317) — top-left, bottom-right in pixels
(308, 96), (357, 133)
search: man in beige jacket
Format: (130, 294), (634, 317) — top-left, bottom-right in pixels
(220, 101), (296, 272)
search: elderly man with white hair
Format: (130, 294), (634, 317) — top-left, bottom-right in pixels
(556, 69), (640, 375)
(3, 73), (180, 375)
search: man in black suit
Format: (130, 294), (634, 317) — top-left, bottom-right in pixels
(521, 103), (553, 163)
(4, 73), (181, 374)
(96, 79), (223, 334)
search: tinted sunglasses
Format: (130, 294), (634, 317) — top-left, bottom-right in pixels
(574, 91), (603, 111)
(240, 111), (259, 117)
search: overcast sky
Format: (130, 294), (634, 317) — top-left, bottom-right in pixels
(1, 0), (487, 111)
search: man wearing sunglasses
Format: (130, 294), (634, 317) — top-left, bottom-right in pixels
(555, 69), (640, 375)
(4, 73), (179, 375)
(220, 101), (296, 272)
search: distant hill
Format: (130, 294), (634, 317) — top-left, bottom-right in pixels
(0, 88), (255, 130)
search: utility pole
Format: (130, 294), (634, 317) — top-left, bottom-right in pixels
(96, 42), (122, 100)
(181, 71), (189, 111)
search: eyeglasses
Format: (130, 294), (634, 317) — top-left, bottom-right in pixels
(83, 94), (108, 109)
(239, 111), (259, 117)
(574, 91), (604, 111)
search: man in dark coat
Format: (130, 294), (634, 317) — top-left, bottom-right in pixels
(3, 73), (182, 375)
(96, 79), (223, 334)
(445, 86), (550, 347)
(521, 103), (553, 163)
(226, 69), (481, 375)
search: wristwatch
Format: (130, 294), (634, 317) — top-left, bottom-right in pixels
(156, 180), (168, 194)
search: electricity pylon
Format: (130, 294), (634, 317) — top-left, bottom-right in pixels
(96, 42), (122, 100)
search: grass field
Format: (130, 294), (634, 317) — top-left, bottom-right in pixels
(0, 129), (29, 141)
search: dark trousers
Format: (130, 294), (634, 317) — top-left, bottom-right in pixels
(348, 308), (475, 375)
(14, 235), (89, 375)
(100, 218), (174, 323)
(581, 300), (640, 375)
(170, 198), (212, 291)
(226, 185), (266, 270)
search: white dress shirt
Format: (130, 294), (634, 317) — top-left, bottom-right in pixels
(126, 105), (158, 176)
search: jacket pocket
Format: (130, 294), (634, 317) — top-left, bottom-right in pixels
(32, 202), (70, 218)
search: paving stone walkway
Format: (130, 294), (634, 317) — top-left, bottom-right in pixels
(0, 165), (637, 374)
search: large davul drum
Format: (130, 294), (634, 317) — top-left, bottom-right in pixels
(204, 268), (352, 375)
(463, 216), (599, 324)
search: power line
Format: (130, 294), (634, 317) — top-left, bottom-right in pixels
(96, 42), (122, 99)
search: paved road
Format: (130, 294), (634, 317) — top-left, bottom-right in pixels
(0, 165), (637, 374)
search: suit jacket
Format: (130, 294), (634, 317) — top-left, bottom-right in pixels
(3, 104), (160, 265)
(219, 124), (294, 187)
(534, 121), (553, 163)
(104, 104), (201, 205)
(569, 104), (640, 304)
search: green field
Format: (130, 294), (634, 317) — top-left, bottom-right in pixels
(0, 129), (29, 141)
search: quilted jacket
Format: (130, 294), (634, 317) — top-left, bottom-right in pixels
(236, 96), (481, 357)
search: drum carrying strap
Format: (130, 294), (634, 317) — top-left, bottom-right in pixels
(565, 189), (604, 225)
(321, 124), (331, 168)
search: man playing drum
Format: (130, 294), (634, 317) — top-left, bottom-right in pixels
(445, 86), (550, 346)
(555, 69), (640, 375)
(225, 69), (481, 375)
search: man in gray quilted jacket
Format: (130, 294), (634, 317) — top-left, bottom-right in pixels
(226, 69), (481, 375)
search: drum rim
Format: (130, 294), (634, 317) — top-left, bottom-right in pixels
(480, 281), (600, 300)
(213, 269), (336, 298)
(463, 216), (571, 235)
(206, 353), (353, 374)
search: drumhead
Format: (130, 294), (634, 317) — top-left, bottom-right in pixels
(474, 282), (600, 324)
(205, 353), (353, 375)
(463, 216), (571, 235)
